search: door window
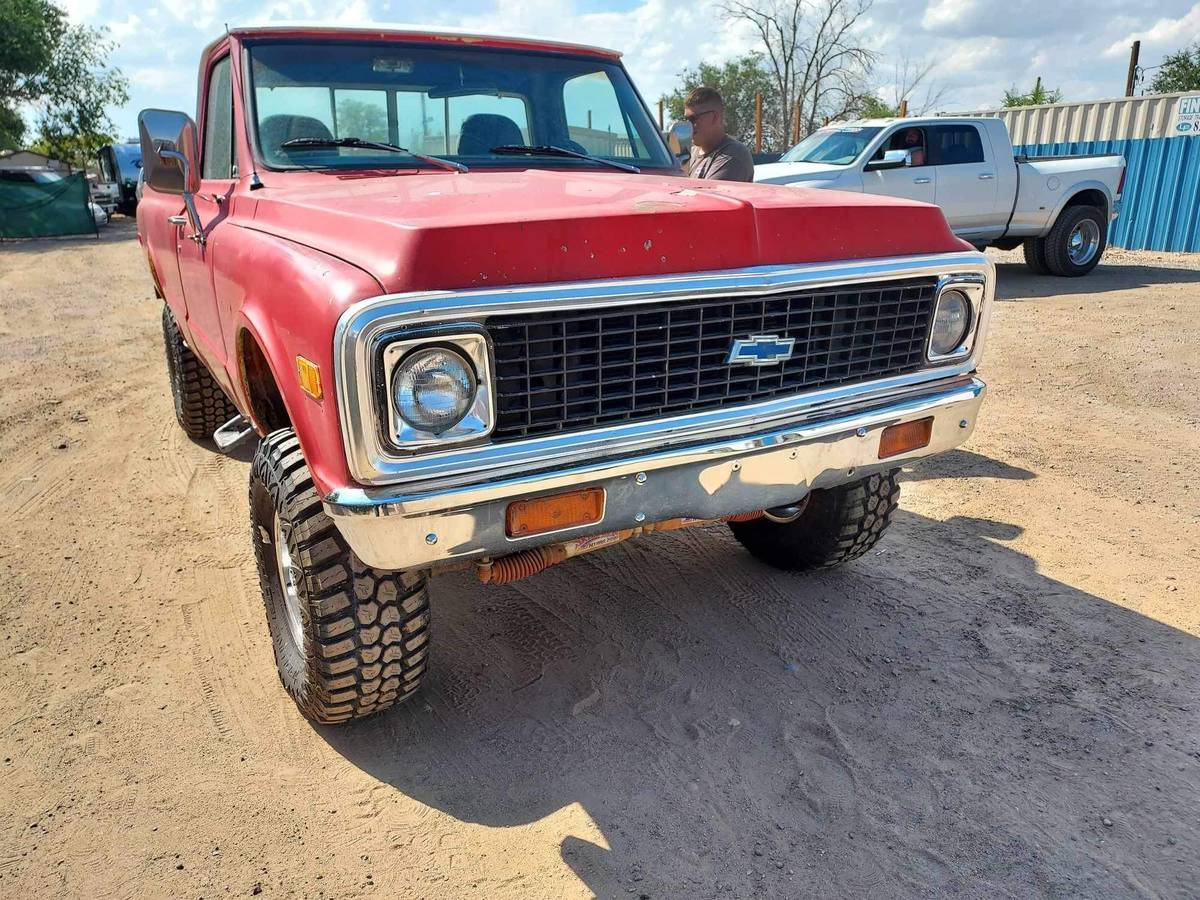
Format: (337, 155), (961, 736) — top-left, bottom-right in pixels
(876, 127), (928, 167)
(928, 125), (985, 166)
(202, 56), (235, 179)
(562, 71), (642, 158)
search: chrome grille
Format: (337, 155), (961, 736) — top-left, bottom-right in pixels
(487, 277), (938, 442)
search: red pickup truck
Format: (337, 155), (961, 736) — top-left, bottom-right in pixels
(138, 26), (992, 724)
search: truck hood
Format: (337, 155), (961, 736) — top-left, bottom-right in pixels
(753, 160), (849, 185)
(242, 169), (962, 294)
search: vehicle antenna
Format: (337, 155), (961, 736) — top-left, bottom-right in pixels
(229, 32), (264, 190)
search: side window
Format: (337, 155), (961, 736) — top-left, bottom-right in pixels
(929, 124), (984, 166)
(202, 56), (235, 180)
(333, 89), (388, 142)
(447, 95), (530, 154)
(563, 71), (642, 158)
(878, 127), (928, 167)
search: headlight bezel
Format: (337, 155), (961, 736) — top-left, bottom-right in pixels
(379, 328), (495, 451)
(926, 276), (984, 363)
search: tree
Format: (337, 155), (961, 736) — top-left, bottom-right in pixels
(664, 54), (779, 147)
(335, 98), (389, 142)
(0, 0), (128, 164)
(724, 0), (876, 148)
(874, 55), (951, 117)
(1002, 77), (1062, 108)
(1149, 43), (1200, 93)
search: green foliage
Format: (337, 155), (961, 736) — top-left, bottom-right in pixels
(0, 0), (128, 163)
(664, 54), (779, 147)
(335, 98), (389, 142)
(1149, 43), (1200, 93)
(1002, 77), (1062, 108)
(860, 95), (898, 118)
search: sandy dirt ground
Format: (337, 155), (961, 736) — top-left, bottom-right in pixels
(1, 220), (1198, 898)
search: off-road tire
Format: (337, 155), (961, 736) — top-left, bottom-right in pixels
(250, 429), (430, 724)
(729, 471), (901, 571)
(161, 305), (238, 439)
(1043, 205), (1107, 277)
(1022, 237), (1051, 275)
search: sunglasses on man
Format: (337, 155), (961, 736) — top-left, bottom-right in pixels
(684, 109), (718, 125)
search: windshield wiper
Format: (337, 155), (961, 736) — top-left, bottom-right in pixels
(279, 137), (467, 173)
(490, 144), (640, 174)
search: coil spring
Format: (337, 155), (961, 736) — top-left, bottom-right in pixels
(725, 510), (765, 523)
(484, 547), (554, 584)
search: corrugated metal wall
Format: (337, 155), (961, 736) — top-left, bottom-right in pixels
(961, 92), (1200, 252)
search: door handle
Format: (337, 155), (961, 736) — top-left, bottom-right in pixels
(913, 177), (931, 184)
(167, 215), (187, 225)
(978, 173), (995, 180)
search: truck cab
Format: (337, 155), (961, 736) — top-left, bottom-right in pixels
(138, 27), (993, 725)
(756, 116), (1125, 276)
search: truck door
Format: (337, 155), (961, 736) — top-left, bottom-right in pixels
(174, 53), (237, 387)
(928, 123), (1000, 239)
(861, 126), (936, 204)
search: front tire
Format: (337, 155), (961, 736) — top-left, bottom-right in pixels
(729, 471), (900, 571)
(250, 429), (430, 724)
(1043, 205), (1107, 277)
(161, 305), (238, 439)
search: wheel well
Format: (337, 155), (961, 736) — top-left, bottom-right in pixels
(1063, 188), (1107, 217)
(238, 330), (291, 433)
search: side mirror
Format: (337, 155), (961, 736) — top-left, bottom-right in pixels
(138, 109), (201, 194)
(138, 108), (205, 242)
(864, 148), (910, 172)
(666, 120), (693, 157)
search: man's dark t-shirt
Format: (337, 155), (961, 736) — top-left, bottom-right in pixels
(688, 137), (755, 182)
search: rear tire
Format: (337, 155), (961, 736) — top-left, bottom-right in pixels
(1022, 238), (1051, 275)
(161, 305), (238, 439)
(729, 471), (900, 571)
(1043, 205), (1107, 277)
(250, 429), (431, 724)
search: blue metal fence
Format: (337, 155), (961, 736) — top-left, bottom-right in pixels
(1016, 137), (1200, 252)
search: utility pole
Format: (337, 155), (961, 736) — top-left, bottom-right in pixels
(657, 99), (664, 131)
(754, 92), (763, 153)
(1125, 41), (1140, 97)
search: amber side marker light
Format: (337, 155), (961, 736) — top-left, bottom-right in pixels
(878, 417), (934, 459)
(296, 356), (322, 401)
(506, 488), (605, 538)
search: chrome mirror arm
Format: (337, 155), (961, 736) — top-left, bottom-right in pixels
(158, 148), (205, 244)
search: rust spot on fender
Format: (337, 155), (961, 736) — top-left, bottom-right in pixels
(633, 199), (685, 212)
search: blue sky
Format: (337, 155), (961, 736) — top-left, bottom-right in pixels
(49, 0), (1200, 140)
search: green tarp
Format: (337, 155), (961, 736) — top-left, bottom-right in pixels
(0, 171), (97, 239)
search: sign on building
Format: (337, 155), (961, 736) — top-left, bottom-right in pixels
(1175, 96), (1200, 135)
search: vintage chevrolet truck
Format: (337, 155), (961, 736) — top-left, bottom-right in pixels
(137, 26), (992, 724)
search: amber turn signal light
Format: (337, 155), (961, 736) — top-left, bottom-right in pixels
(878, 417), (933, 459)
(296, 356), (322, 401)
(506, 488), (605, 538)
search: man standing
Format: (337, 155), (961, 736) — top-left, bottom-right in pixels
(684, 87), (754, 182)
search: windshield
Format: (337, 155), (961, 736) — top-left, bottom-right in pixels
(780, 126), (882, 165)
(247, 41), (673, 171)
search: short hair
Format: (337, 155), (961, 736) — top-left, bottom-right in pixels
(685, 87), (724, 111)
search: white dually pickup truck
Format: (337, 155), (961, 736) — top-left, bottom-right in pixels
(755, 116), (1126, 277)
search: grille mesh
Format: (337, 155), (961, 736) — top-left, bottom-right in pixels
(487, 277), (939, 442)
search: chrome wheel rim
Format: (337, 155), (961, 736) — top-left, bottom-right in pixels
(1068, 219), (1100, 266)
(273, 512), (305, 650)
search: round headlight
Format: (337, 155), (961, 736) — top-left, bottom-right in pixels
(930, 289), (971, 357)
(393, 347), (477, 434)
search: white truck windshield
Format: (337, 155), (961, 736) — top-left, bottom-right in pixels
(780, 127), (882, 165)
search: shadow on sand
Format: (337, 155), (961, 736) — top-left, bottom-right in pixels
(314, 493), (1199, 897)
(993, 258), (1200, 301)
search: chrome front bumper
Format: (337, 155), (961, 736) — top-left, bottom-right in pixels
(323, 375), (986, 571)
